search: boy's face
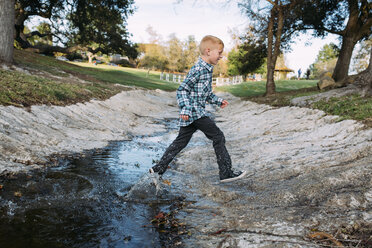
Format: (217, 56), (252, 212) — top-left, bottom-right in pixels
(206, 45), (224, 65)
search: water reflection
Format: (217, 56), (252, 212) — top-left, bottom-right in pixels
(0, 121), (179, 248)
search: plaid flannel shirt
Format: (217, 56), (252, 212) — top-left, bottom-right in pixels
(177, 57), (223, 127)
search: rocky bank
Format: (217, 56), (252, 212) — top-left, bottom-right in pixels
(0, 89), (371, 247)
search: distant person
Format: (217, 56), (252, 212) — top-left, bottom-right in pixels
(149, 35), (247, 183)
(306, 69), (310, 80)
(297, 68), (302, 80)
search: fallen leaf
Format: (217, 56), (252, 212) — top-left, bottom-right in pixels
(210, 228), (227, 235)
(14, 191), (22, 197)
(162, 179), (171, 186)
(154, 211), (165, 219)
(308, 232), (344, 247)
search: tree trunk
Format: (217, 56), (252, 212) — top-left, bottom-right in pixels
(332, 0), (371, 82)
(87, 52), (94, 63)
(0, 0), (15, 63)
(265, 7), (276, 96)
(265, 3), (283, 96)
(339, 47), (372, 96)
(332, 36), (357, 82)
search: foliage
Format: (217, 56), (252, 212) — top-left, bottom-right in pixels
(213, 55), (228, 77)
(352, 39), (372, 73)
(137, 43), (168, 71)
(138, 31), (200, 73)
(311, 58), (338, 79)
(14, 0), (137, 59)
(66, 0), (137, 58)
(310, 43), (340, 78)
(33, 22), (53, 46)
(140, 55), (169, 71)
(238, 0), (303, 95)
(227, 32), (267, 76)
(227, 49), (240, 76)
(315, 43), (340, 62)
(183, 36), (199, 70)
(294, 0), (372, 81)
(167, 34), (185, 72)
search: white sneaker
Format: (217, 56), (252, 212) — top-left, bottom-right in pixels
(220, 170), (247, 183)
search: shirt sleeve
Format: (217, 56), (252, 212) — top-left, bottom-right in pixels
(177, 69), (199, 116)
(206, 91), (223, 106)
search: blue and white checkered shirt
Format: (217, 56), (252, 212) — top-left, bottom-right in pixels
(177, 57), (223, 127)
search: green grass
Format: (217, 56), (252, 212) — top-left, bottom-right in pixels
(0, 50), (179, 107)
(0, 69), (120, 107)
(14, 50), (179, 91)
(312, 94), (372, 121)
(71, 62), (179, 91)
(215, 80), (318, 97)
(215, 79), (371, 126)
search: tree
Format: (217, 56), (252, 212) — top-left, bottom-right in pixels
(297, 0), (372, 82)
(341, 44), (371, 96)
(227, 34), (267, 77)
(227, 49), (240, 76)
(316, 43), (340, 63)
(138, 43), (168, 71)
(183, 35), (199, 70)
(239, 0), (298, 95)
(14, 0), (137, 60)
(310, 43), (340, 78)
(137, 26), (168, 70)
(167, 34), (184, 72)
(214, 52), (229, 77)
(0, 0), (15, 63)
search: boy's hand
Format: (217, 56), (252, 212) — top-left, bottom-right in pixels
(180, 115), (189, 121)
(221, 100), (229, 109)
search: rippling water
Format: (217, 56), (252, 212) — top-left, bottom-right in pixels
(0, 120), (180, 248)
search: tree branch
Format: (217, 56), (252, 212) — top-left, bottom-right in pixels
(25, 31), (50, 39)
(320, 27), (345, 36)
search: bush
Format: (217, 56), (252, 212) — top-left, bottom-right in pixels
(115, 59), (135, 68)
(66, 52), (83, 61)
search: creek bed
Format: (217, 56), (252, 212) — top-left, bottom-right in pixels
(0, 119), (185, 248)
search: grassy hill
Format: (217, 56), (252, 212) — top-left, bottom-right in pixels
(0, 50), (178, 107)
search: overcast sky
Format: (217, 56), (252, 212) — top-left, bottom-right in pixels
(126, 0), (339, 74)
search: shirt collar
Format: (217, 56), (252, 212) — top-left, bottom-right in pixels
(198, 57), (213, 72)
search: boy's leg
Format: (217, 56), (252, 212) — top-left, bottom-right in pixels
(151, 124), (197, 174)
(192, 117), (233, 179)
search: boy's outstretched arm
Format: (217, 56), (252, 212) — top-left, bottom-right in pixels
(206, 91), (226, 108)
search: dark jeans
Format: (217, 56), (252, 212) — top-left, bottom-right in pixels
(153, 116), (233, 179)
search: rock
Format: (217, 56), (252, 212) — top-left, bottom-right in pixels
(317, 74), (336, 90)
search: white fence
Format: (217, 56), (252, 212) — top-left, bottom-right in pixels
(160, 72), (244, 86)
(213, 76), (243, 86)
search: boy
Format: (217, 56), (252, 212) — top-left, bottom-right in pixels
(150, 35), (247, 183)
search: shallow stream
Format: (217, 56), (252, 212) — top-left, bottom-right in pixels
(0, 119), (184, 248)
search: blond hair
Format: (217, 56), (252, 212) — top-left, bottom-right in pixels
(199, 35), (224, 55)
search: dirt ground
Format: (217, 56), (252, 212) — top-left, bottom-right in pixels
(0, 89), (371, 247)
